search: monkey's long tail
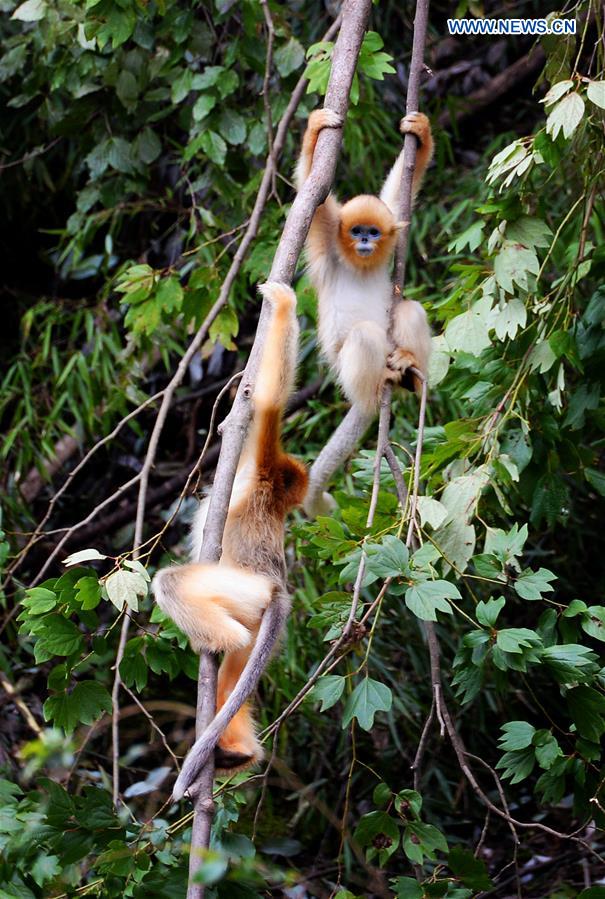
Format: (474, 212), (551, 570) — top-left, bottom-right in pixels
(172, 592), (289, 801)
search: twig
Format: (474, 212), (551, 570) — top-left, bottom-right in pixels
(438, 46), (546, 131)
(184, 5), (370, 897)
(260, 0), (277, 196)
(8, 391), (163, 581)
(111, 611), (132, 806)
(121, 684), (181, 769)
(0, 673), (42, 736)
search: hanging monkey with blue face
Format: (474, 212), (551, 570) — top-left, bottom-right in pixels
(296, 109), (434, 414)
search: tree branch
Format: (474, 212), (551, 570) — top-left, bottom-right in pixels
(183, 4), (372, 896)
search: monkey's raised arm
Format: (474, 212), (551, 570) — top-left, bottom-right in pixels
(296, 109), (343, 269)
(380, 112), (434, 218)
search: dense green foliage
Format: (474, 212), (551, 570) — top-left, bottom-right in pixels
(1, 0), (605, 896)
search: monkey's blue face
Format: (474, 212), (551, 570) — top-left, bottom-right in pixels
(350, 224), (382, 256)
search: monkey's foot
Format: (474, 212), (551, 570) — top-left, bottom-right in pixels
(215, 740), (263, 775)
(399, 111), (431, 146)
(386, 348), (423, 394)
(308, 108), (343, 134)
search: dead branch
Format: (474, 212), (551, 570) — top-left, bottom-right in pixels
(438, 45), (546, 131)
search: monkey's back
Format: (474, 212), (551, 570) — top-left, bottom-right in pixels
(222, 481), (287, 586)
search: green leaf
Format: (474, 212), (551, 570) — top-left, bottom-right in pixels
(496, 627), (541, 653)
(476, 597), (505, 627)
(579, 888), (605, 899)
(311, 675), (345, 712)
(394, 789), (422, 819)
(498, 720), (536, 751)
(417, 497), (448, 529)
(491, 298), (527, 341)
(64, 548), (107, 567)
(586, 80), (605, 109)
(74, 576), (101, 610)
(365, 535), (409, 578)
(354, 811), (399, 864)
(44, 681), (111, 732)
(448, 220), (484, 254)
(116, 70), (138, 108)
(216, 69), (238, 98)
(372, 782), (391, 808)
(581, 606), (605, 641)
(540, 644), (598, 683)
(155, 277), (183, 313)
(391, 877), (423, 899)
(546, 92), (585, 139)
(11, 0), (46, 20)
(585, 468), (605, 497)
(405, 580), (458, 622)
(200, 131), (227, 166)
(196, 66), (224, 89)
(274, 37), (305, 77)
(136, 128), (161, 164)
(448, 846), (492, 890)
(107, 137), (135, 174)
(192, 94), (216, 122)
(567, 686), (605, 742)
(218, 109), (246, 146)
(506, 216), (552, 248)
(36, 616), (84, 659)
(496, 746), (535, 783)
(445, 296), (492, 354)
(21, 587), (57, 615)
(533, 730), (562, 769)
(31, 854), (61, 887)
(105, 569), (148, 612)
(494, 243), (539, 294)
(514, 567), (556, 600)
(120, 641), (148, 692)
(341, 677), (392, 731)
(403, 822), (448, 864)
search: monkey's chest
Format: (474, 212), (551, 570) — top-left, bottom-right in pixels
(319, 269), (391, 358)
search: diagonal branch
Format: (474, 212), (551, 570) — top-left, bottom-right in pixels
(183, 4), (372, 896)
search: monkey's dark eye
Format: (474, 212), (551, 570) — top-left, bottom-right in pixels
(368, 227), (381, 238)
(351, 226), (362, 238)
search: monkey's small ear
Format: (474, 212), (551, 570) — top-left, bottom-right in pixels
(392, 220), (410, 232)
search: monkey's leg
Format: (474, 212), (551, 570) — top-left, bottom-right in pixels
(389, 300), (432, 394)
(337, 321), (388, 415)
(152, 563), (273, 654)
(214, 645), (263, 773)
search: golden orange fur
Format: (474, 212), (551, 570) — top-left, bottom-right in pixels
(153, 282), (308, 784)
